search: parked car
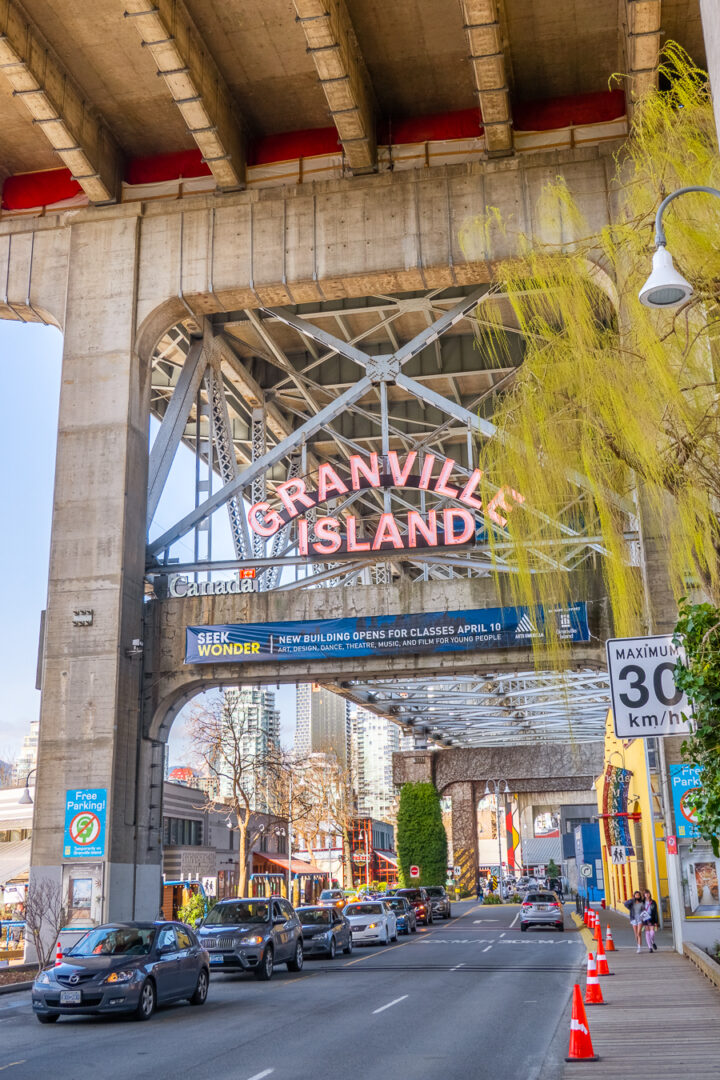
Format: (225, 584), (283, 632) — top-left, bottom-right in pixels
(425, 886), (451, 919)
(196, 896), (304, 979)
(318, 889), (347, 910)
(384, 895), (417, 935)
(520, 891), (565, 932)
(31, 922), (209, 1023)
(343, 901), (397, 945)
(391, 887), (434, 926)
(296, 906), (353, 958)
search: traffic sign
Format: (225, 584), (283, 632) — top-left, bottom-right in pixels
(409, 865), (420, 878)
(453, 865), (462, 878)
(666, 835), (678, 855)
(606, 635), (694, 739)
(610, 845), (627, 865)
(580, 863), (593, 877)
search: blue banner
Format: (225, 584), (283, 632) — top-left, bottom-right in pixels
(670, 764), (702, 839)
(185, 602), (589, 665)
(63, 789), (107, 859)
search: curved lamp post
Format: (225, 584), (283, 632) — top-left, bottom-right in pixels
(639, 186), (720, 308)
(17, 767), (36, 805)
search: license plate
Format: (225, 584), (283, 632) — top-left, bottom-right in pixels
(209, 954), (223, 964)
(60, 990), (81, 1004)
(536, 905), (548, 910)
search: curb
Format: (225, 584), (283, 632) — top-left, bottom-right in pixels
(571, 912), (596, 951)
(0, 981), (33, 995)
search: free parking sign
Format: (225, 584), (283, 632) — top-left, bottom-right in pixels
(606, 635), (694, 739)
(63, 789), (107, 859)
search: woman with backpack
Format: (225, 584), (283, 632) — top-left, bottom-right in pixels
(641, 889), (660, 952)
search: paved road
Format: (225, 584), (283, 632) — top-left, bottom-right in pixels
(0, 901), (584, 1080)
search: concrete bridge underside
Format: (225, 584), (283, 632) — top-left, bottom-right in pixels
(8, 145), (676, 922)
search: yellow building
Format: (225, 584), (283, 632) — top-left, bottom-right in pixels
(595, 711), (668, 917)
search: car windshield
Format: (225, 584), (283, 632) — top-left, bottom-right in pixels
(425, 888), (444, 897)
(298, 908), (332, 925)
(69, 926), (154, 956)
(397, 890), (422, 901)
(203, 901), (270, 925)
(345, 903), (382, 916)
(319, 891), (343, 900)
(385, 898), (406, 911)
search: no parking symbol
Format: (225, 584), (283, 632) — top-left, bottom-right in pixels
(63, 789), (107, 859)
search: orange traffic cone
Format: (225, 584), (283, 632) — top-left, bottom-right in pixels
(584, 952), (605, 1005)
(594, 922), (602, 946)
(583, 906), (589, 926)
(54, 940), (62, 967)
(589, 908), (596, 930)
(605, 925), (616, 952)
(566, 984), (600, 1061)
(596, 935), (611, 976)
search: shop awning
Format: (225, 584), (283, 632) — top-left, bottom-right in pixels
(0, 839), (31, 886)
(253, 853), (328, 876)
(375, 850), (398, 866)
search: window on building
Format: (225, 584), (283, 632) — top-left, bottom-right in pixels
(162, 817), (202, 846)
(276, 834), (287, 854)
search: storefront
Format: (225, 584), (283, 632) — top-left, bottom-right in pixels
(251, 853), (328, 904)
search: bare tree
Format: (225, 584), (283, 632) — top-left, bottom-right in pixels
(188, 694), (285, 896)
(24, 879), (67, 968)
(290, 752), (359, 888)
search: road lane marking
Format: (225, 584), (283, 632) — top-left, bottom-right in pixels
(510, 912), (520, 927)
(246, 1070), (274, 1080)
(482, 945), (492, 952)
(372, 995), (408, 1014)
(449, 963), (465, 971)
(499, 932), (505, 937)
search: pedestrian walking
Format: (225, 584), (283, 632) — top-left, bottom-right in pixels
(641, 889), (660, 952)
(624, 890), (645, 953)
(476, 875), (484, 903)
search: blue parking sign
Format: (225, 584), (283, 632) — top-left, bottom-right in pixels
(63, 789), (107, 859)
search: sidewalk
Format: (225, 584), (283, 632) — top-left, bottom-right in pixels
(563, 905), (720, 1077)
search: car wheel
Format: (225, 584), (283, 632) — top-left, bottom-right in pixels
(391, 926), (398, 942)
(344, 936), (353, 955)
(190, 968), (209, 1006)
(255, 944), (274, 980)
(327, 938), (336, 960)
(520, 924), (528, 933)
(36, 1014), (59, 1024)
(446, 908), (452, 919)
(411, 922), (417, 933)
(383, 929), (389, 945)
(287, 940), (304, 972)
(557, 924), (565, 933)
(135, 979), (156, 1021)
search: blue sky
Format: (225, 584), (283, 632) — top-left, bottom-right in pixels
(0, 320), (295, 764)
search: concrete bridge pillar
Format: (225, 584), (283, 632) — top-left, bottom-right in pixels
(30, 214), (158, 922)
(449, 781), (478, 895)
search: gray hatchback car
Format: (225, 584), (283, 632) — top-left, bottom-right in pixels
(520, 890), (565, 932)
(196, 897), (303, 980)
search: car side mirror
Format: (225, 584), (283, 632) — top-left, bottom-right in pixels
(273, 916), (285, 925)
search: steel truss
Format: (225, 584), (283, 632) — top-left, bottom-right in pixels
(146, 285), (629, 745)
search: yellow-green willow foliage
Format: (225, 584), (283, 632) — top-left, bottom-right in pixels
(460, 45), (720, 651)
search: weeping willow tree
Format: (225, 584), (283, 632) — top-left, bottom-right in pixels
(460, 44), (720, 650)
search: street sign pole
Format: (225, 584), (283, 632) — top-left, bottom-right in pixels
(643, 738), (664, 930)
(657, 736), (684, 954)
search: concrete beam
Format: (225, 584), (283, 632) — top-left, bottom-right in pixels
(622, 0), (662, 111)
(0, 0), (122, 203)
(124, 0), (245, 190)
(293, 0), (376, 173)
(459, 0), (512, 155)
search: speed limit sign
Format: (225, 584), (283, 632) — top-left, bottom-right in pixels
(606, 635), (693, 739)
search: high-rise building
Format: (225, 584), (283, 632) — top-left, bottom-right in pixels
(13, 719), (39, 786)
(347, 705), (400, 823)
(213, 688), (281, 812)
(295, 684), (347, 765)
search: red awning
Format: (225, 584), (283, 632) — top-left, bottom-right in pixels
(375, 850), (398, 866)
(254, 853), (328, 876)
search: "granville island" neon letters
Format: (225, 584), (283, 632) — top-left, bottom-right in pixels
(247, 450), (524, 556)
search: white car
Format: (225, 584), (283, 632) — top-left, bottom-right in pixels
(343, 901), (397, 946)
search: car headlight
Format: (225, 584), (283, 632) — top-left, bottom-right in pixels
(238, 935), (264, 946)
(103, 969), (136, 984)
(35, 970), (54, 986)
(367, 922), (378, 929)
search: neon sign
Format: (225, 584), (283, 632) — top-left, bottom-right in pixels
(248, 451), (524, 556)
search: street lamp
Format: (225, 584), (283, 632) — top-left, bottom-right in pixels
(17, 768), (36, 805)
(484, 779), (510, 891)
(638, 185), (720, 308)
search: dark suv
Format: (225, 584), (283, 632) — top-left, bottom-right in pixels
(425, 886), (451, 919)
(196, 897), (303, 980)
(391, 888), (434, 925)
